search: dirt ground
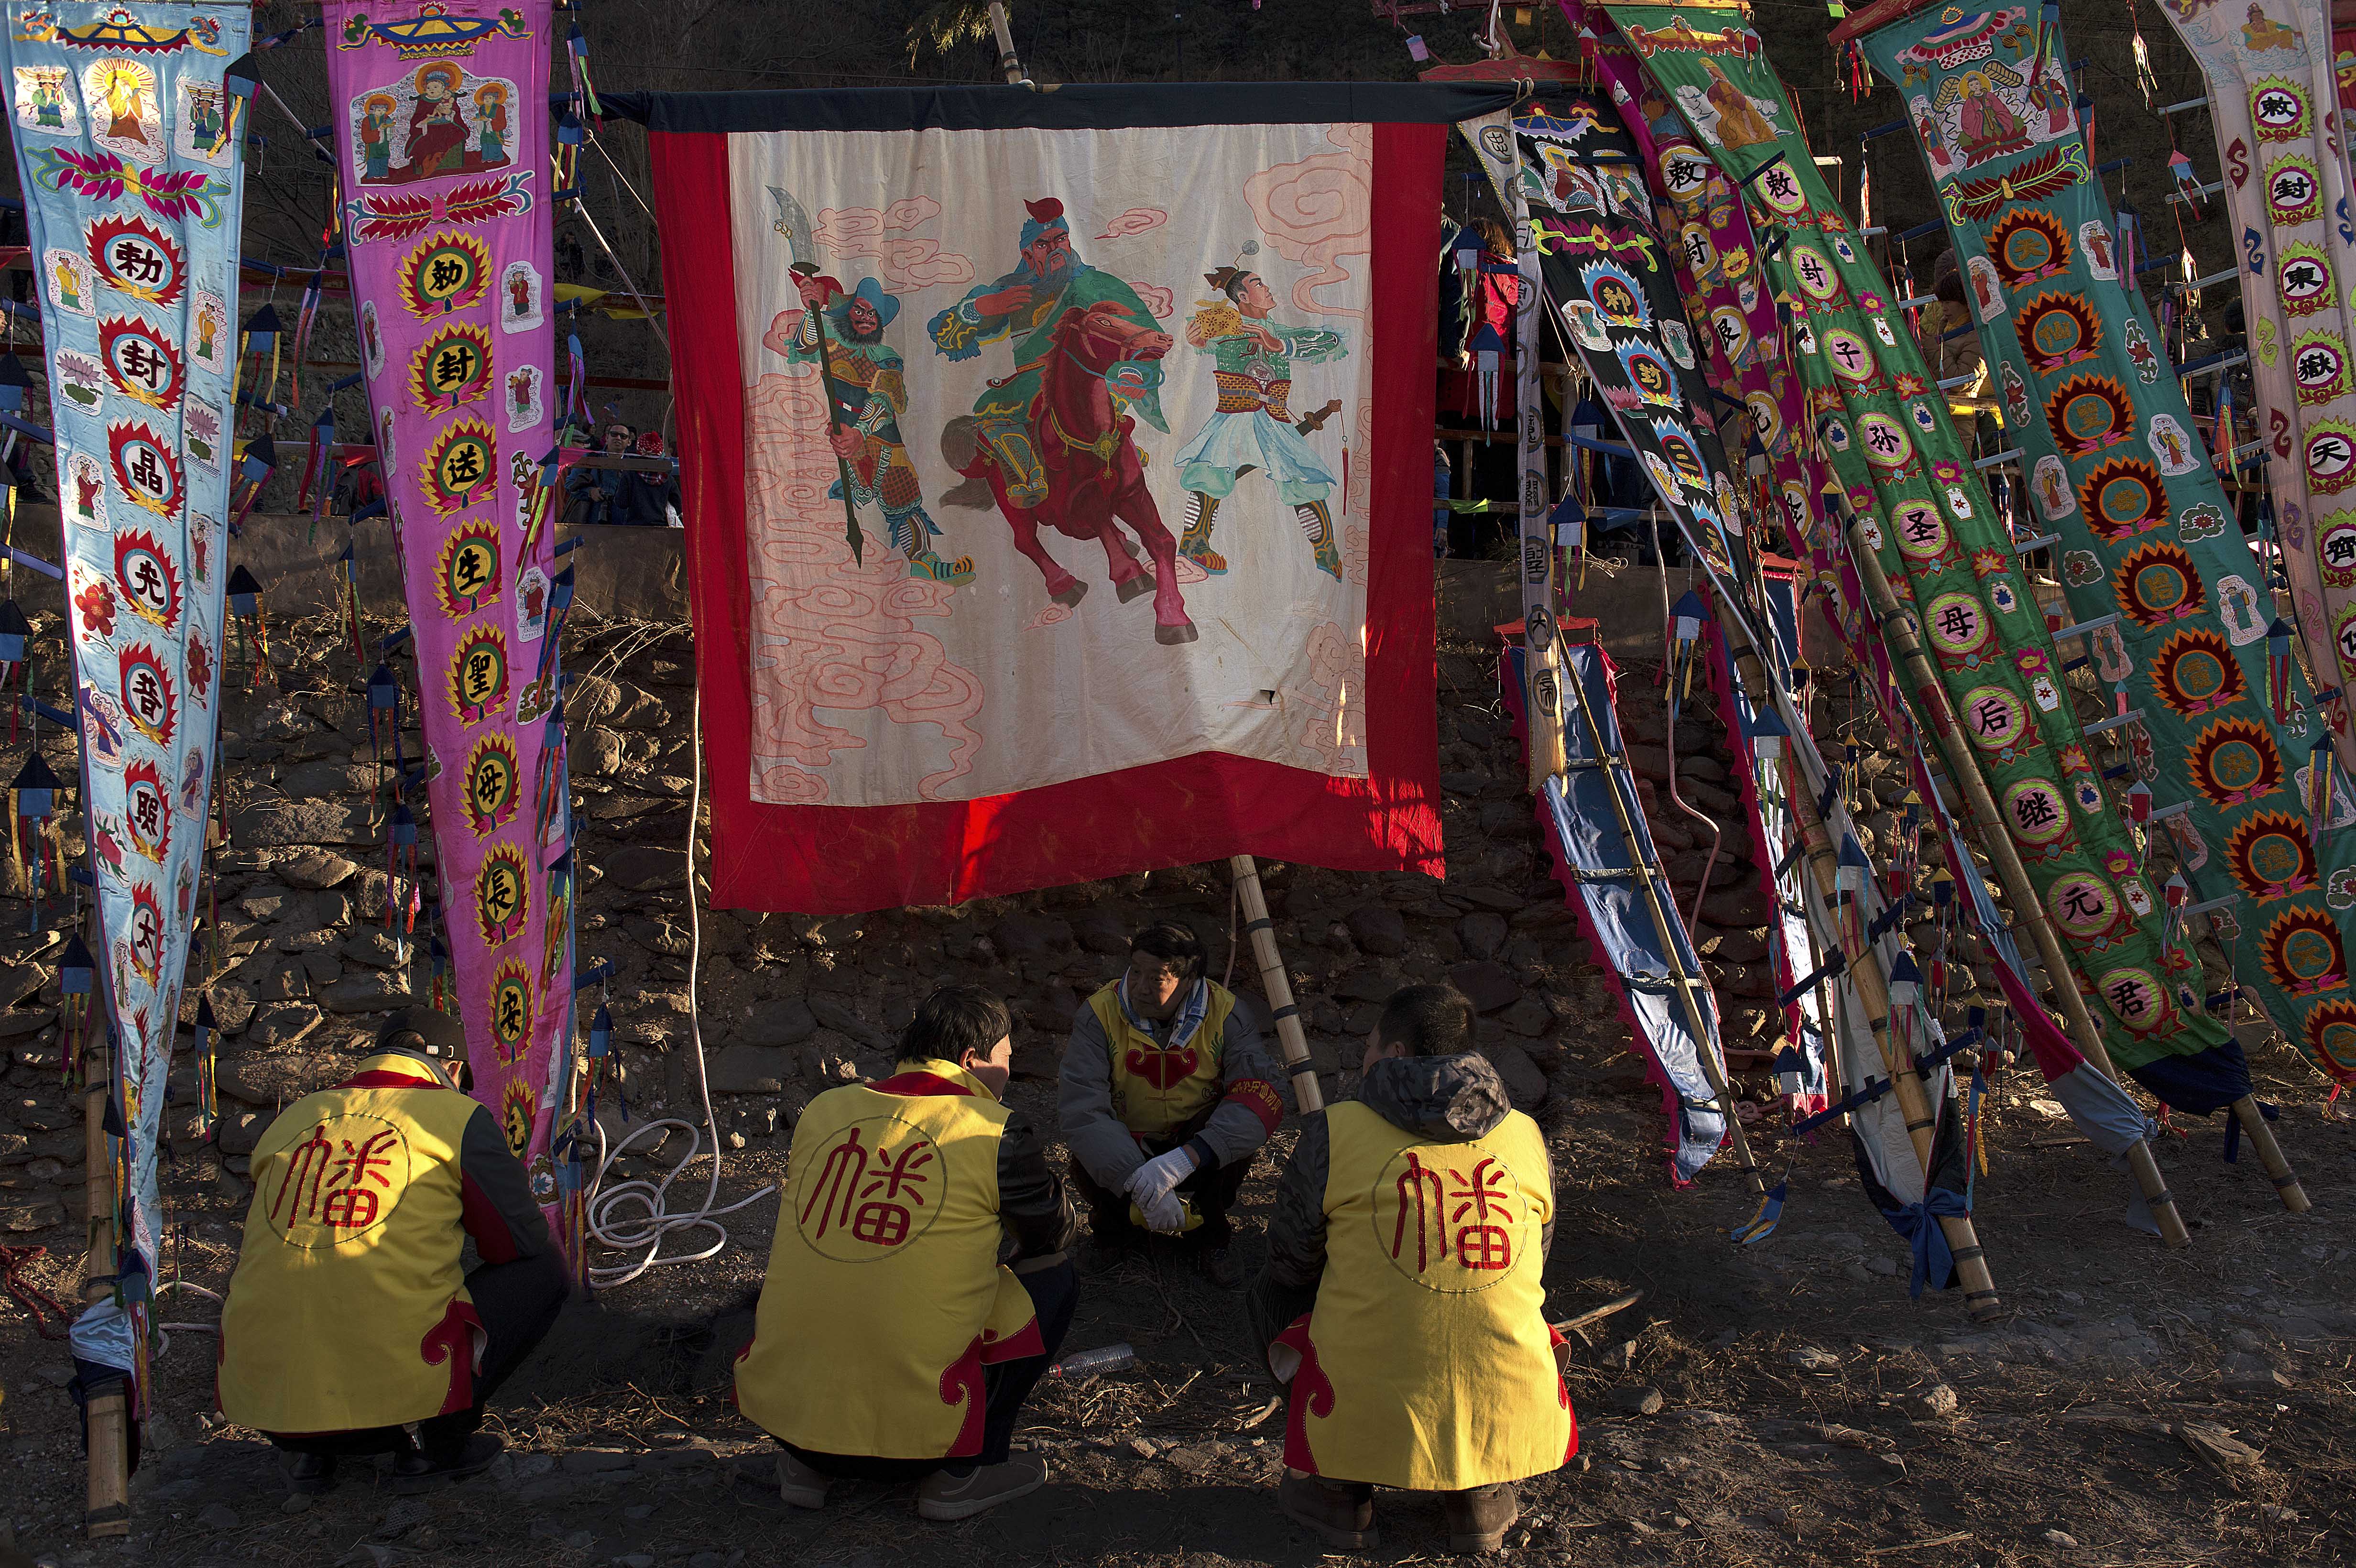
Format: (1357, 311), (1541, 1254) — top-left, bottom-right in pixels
(6, 1005), (2353, 1568)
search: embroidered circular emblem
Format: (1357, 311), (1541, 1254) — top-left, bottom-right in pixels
(1856, 413), (1913, 469)
(2020, 294), (2097, 367)
(2269, 155), (2323, 226)
(1370, 1145), (1534, 1292)
(1958, 686), (2028, 752)
(2092, 967), (2167, 1032)
(2307, 1001), (2356, 1078)
(462, 735), (520, 835)
(489, 958), (533, 1063)
(99, 316), (183, 412)
(411, 320), (493, 412)
(260, 1111), (414, 1249)
(500, 1078), (536, 1160)
(1922, 591), (1991, 660)
(1823, 327), (1875, 382)
(1890, 501), (1947, 560)
(2002, 778), (2071, 846)
(2082, 460), (2169, 541)
(2250, 79), (2308, 139)
(2279, 242), (2335, 315)
(2318, 519), (2356, 586)
(118, 642), (175, 746)
(2151, 629), (2245, 716)
(1658, 425), (1709, 492)
(113, 528), (180, 631)
(475, 843), (529, 947)
(2114, 543), (2205, 627)
(449, 627), (510, 723)
(2261, 909), (2348, 995)
(2049, 377), (2130, 455)
(2190, 718), (2284, 807)
(1789, 243), (1841, 301)
(2224, 811), (2316, 898)
(791, 1112), (949, 1261)
(86, 215), (184, 305)
(2047, 873), (2117, 939)
(437, 522), (502, 617)
(2291, 333), (2349, 404)
(1755, 159), (1809, 216)
(400, 230), (491, 317)
(1990, 208), (2067, 284)
(421, 421), (498, 516)
(108, 421), (182, 519)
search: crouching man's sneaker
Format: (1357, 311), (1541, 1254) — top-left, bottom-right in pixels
(1441, 1481), (1521, 1552)
(1278, 1469), (1377, 1548)
(916, 1452), (1048, 1520)
(775, 1450), (831, 1509)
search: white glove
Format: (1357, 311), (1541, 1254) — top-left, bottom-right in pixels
(1139, 1188), (1188, 1234)
(1124, 1147), (1198, 1209)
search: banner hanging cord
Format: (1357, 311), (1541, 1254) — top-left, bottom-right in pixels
(582, 682), (775, 1288)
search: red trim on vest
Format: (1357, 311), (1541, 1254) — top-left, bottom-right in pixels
(340, 1068), (443, 1090)
(1550, 1324), (1580, 1462)
(979, 1314), (1044, 1367)
(938, 1334), (988, 1458)
(1275, 1313), (1336, 1476)
(420, 1297), (486, 1415)
(873, 1071), (975, 1099)
(1222, 1076), (1285, 1137)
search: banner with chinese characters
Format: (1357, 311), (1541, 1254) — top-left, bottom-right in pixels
(2155, 0), (2356, 783)
(1847, 1), (2356, 1086)
(2, 2), (251, 1270)
(1602, 3), (2257, 1104)
(323, 0), (572, 1211)
(625, 82), (1499, 912)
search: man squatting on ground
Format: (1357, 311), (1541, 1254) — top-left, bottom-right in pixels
(736, 985), (1080, 1520)
(1058, 921), (1287, 1289)
(1249, 983), (1578, 1552)
(215, 1011), (572, 1494)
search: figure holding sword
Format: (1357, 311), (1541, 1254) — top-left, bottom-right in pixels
(768, 186), (972, 583)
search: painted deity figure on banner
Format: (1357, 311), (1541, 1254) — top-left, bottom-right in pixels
(775, 273), (974, 585)
(927, 197), (1200, 646)
(352, 62), (518, 186)
(1171, 265), (1349, 581)
(927, 197), (1168, 507)
(1948, 69), (2031, 164)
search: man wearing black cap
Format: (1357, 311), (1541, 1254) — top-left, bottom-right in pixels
(216, 1011), (570, 1494)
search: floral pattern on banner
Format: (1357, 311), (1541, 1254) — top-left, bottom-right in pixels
(1, 1), (250, 1272)
(322, 0), (574, 1213)
(1600, 3), (2246, 1086)
(1854, 4), (2356, 1082)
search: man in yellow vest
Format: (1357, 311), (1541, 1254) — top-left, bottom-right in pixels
(738, 985), (1077, 1520)
(216, 1012), (570, 1495)
(1059, 920), (1285, 1287)
(1247, 984), (1575, 1551)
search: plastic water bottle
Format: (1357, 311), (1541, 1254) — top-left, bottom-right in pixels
(1050, 1342), (1136, 1379)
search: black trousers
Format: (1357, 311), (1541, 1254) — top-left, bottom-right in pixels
(1071, 1142), (1253, 1246)
(267, 1253), (570, 1459)
(781, 1258), (1077, 1480)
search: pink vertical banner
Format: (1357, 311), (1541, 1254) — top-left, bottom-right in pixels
(322, 1), (573, 1226)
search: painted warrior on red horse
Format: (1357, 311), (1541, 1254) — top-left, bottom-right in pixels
(930, 197), (1199, 644)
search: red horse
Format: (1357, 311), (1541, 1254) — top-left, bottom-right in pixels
(943, 301), (1197, 645)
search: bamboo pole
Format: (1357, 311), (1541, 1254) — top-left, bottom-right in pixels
(1837, 523), (2214, 1237)
(987, 1), (1033, 87)
(80, 990), (129, 1538)
(1555, 644), (1768, 1201)
(1778, 743), (2005, 1318)
(1229, 855), (1323, 1114)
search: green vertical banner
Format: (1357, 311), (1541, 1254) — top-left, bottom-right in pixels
(1846, 1), (2356, 1086)
(1600, 2), (2253, 1102)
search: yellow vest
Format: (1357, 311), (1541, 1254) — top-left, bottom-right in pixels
(1284, 1100), (1574, 1491)
(736, 1060), (1041, 1459)
(1088, 981), (1237, 1138)
(216, 1055), (486, 1432)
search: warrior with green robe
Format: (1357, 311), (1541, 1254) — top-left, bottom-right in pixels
(927, 197), (1169, 509)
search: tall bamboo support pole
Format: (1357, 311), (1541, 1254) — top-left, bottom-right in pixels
(1839, 522), (2235, 1234)
(1230, 855), (1323, 1113)
(80, 974), (129, 1536)
(1556, 645), (1767, 1202)
(1779, 747), (2005, 1318)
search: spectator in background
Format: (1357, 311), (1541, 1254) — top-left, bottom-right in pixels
(561, 419), (636, 527)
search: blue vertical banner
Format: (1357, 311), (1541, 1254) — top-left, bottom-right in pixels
(2, 3), (251, 1279)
